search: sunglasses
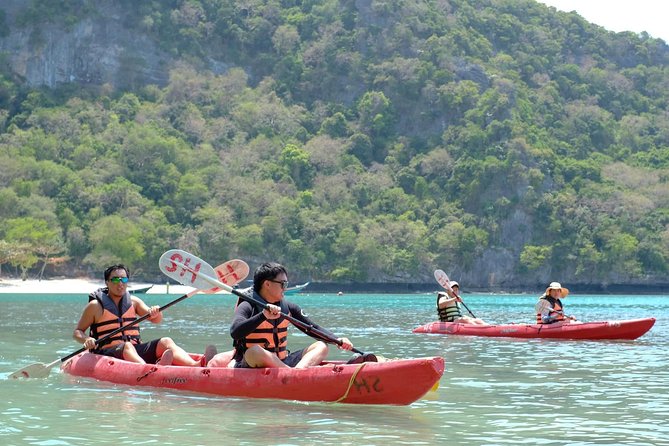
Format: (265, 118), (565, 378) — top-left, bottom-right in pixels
(109, 277), (129, 284)
(268, 279), (289, 290)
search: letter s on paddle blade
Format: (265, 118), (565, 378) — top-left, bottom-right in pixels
(159, 249), (217, 290)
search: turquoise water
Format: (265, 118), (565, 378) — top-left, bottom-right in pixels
(1, 292), (668, 445)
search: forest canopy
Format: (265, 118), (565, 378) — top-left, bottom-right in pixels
(0, 0), (668, 288)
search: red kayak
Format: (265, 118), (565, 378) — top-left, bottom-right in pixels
(62, 352), (444, 405)
(413, 317), (655, 340)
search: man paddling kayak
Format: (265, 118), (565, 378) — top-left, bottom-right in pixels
(73, 264), (216, 366)
(229, 262), (354, 368)
(535, 281), (577, 324)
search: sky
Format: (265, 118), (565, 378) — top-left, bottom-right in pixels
(539, 0), (669, 44)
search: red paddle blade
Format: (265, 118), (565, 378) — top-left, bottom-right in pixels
(434, 269), (452, 292)
(210, 259), (250, 292)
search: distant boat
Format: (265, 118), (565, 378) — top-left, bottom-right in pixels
(129, 285), (153, 294)
(284, 282), (309, 294)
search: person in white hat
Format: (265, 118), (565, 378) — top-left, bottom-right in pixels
(437, 281), (487, 325)
(535, 281), (577, 324)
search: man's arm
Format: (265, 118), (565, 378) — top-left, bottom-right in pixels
(438, 295), (458, 308)
(535, 299), (558, 323)
(230, 301), (267, 340)
(132, 296), (162, 323)
(73, 301), (99, 347)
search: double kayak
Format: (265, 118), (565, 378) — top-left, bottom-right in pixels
(413, 317), (655, 340)
(62, 352), (444, 405)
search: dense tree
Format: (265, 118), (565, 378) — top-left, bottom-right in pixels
(1, 0), (668, 288)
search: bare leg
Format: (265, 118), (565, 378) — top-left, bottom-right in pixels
(244, 345), (288, 368)
(459, 316), (488, 325)
(208, 350), (235, 367)
(294, 341), (328, 369)
(157, 337), (200, 366)
(157, 348), (173, 365)
(121, 342), (145, 364)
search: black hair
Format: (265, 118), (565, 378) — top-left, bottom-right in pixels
(253, 262), (287, 293)
(104, 264), (130, 281)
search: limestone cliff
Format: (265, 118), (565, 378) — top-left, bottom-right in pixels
(1, 1), (171, 89)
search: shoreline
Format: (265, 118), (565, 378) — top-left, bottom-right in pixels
(0, 278), (201, 295)
(1, 277), (668, 295)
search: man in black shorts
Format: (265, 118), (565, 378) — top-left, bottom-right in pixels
(73, 264), (216, 366)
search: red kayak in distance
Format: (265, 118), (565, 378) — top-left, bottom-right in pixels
(413, 317), (656, 340)
(62, 352), (444, 405)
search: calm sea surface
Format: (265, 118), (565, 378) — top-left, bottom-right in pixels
(1, 291), (668, 445)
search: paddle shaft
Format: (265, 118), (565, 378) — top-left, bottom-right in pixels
(171, 260), (366, 355)
(258, 298), (366, 356)
(454, 295), (477, 319)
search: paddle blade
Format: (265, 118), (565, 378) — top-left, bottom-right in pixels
(434, 269), (453, 292)
(159, 250), (217, 291)
(9, 359), (59, 379)
(210, 259), (250, 292)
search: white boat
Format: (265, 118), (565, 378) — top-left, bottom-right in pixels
(284, 282), (309, 294)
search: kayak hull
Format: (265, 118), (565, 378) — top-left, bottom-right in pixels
(413, 318), (655, 340)
(62, 352), (444, 405)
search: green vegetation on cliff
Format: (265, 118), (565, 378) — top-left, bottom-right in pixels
(0, 0), (668, 287)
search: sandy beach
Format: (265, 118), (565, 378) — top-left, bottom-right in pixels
(0, 277), (201, 295)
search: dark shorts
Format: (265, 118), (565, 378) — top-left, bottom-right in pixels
(94, 339), (160, 364)
(234, 348), (305, 368)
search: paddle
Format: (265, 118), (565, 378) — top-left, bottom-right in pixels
(159, 249), (376, 361)
(434, 269), (477, 318)
(9, 259), (249, 379)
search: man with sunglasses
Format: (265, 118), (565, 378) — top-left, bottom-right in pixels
(73, 264), (216, 366)
(229, 262), (354, 368)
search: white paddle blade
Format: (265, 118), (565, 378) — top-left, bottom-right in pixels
(434, 269), (452, 292)
(159, 249), (217, 291)
(210, 259), (250, 292)
(9, 359), (59, 379)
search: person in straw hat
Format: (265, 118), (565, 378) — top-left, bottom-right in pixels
(535, 281), (577, 324)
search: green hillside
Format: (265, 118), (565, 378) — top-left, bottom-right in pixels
(1, 0), (668, 288)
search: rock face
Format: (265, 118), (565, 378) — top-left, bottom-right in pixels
(0, 1), (171, 88)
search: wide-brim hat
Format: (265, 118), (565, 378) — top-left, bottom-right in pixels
(545, 281), (569, 297)
(450, 281), (459, 288)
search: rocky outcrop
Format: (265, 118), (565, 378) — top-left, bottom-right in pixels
(0, 1), (171, 88)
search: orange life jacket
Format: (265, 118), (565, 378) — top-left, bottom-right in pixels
(536, 296), (565, 324)
(89, 289), (141, 348)
(239, 299), (290, 359)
